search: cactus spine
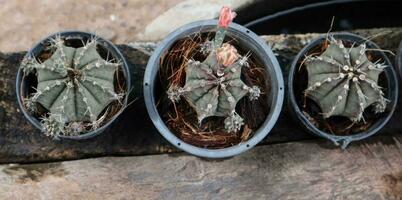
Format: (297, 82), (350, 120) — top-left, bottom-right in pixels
(304, 37), (388, 122)
(21, 35), (124, 137)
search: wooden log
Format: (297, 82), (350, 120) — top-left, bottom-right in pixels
(0, 28), (401, 163)
(0, 133), (401, 199)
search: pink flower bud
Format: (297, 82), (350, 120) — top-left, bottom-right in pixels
(218, 6), (237, 29)
(216, 43), (239, 67)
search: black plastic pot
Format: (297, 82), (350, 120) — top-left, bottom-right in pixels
(144, 20), (284, 158)
(242, 0), (402, 35)
(288, 32), (398, 148)
(16, 31), (131, 140)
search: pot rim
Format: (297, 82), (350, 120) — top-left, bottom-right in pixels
(16, 30), (131, 140)
(288, 32), (398, 148)
(396, 41), (402, 80)
(143, 19), (284, 158)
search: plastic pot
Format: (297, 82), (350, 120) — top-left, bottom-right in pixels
(288, 32), (398, 148)
(144, 20), (284, 158)
(16, 31), (131, 140)
(396, 41), (402, 79)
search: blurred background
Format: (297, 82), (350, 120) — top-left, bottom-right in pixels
(0, 0), (182, 52)
(1, 0), (401, 52)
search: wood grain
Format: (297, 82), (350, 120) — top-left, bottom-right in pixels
(0, 133), (401, 199)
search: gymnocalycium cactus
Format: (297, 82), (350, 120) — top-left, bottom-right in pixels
(304, 37), (388, 122)
(167, 6), (261, 132)
(21, 35), (124, 138)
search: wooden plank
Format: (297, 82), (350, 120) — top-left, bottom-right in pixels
(0, 28), (401, 163)
(0, 133), (401, 199)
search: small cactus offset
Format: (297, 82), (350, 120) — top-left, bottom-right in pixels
(21, 35), (124, 137)
(304, 37), (388, 122)
(167, 6), (261, 132)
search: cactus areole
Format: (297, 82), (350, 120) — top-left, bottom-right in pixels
(289, 33), (398, 148)
(143, 6), (284, 158)
(17, 31), (130, 139)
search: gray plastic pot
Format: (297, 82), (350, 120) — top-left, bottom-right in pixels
(396, 41), (402, 79)
(16, 31), (131, 140)
(144, 20), (284, 158)
(288, 32), (398, 148)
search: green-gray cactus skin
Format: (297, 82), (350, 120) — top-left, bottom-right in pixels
(167, 28), (261, 133)
(21, 36), (123, 137)
(304, 37), (388, 122)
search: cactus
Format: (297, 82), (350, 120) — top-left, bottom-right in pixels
(21, 36), (123, 137)
(304, 37), (388, 122)
(167, 7), (260, 133)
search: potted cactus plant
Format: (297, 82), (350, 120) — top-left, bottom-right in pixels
(16, 31), (131, 139)
(144, 6), (284, 158)
(288, 33), (398, 148)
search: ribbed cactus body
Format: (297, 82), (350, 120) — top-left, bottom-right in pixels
(182, 56), (249, 121)
(167, 29), (261, 132)
(22, 37), (122, 137)
(304, 38), (388, 122)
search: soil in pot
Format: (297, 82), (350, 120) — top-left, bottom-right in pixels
(293, 35), (392, 136)
(19, 33), (128, 138)
(156, 31), (271, 149)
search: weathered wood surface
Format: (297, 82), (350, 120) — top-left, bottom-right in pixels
(0, 28), (401, 163)
(0, 133), (401, 199)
